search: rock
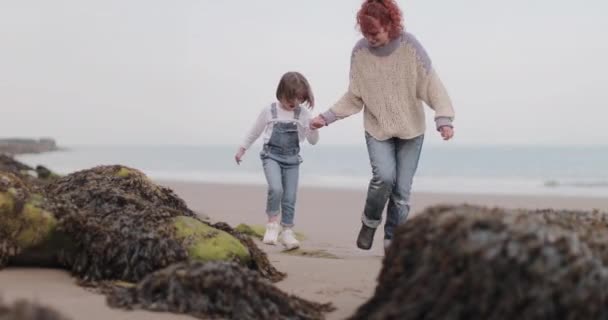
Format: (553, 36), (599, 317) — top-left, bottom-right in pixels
(212, 222), (286, 282)
(44, 165), (280, 282)
(0, 172), (64, 267)
(1, 162), (285, 298)
(0, 154), (33, 174)
(35, 165), (59, 180)
(350, 204), (608, 320)
(0, 299), (70, 320)
(0, 155), (60, 188)
(107, 261), (334, 320)
(173, 216), (250, 264)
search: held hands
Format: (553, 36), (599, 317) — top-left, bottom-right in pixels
(310, 115), (326, 129)
(234, 147), (246, 165)
(439, 126), (454, 141)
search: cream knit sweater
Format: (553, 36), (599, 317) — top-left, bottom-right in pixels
(321, 32), (455, 140)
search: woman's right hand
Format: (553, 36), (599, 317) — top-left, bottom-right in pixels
(310, 115), (326, 129)
(234, 147), (246, 165)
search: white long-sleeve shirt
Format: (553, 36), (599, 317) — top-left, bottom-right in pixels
(241, 102), (320, 150)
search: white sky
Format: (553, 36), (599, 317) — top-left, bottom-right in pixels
(1, 0), (606, 146)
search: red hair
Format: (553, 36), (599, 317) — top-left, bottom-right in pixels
(356, 0), (404, 40)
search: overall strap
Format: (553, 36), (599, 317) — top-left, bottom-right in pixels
(293, 106), (302, 120)
(270, 103), (278, 119)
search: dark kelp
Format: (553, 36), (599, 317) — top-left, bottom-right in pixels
(350, 204), (608, 320)
(2, 160), (328, 319)
(0, 299), (71, 320)
(107, 261), (334, 320)
(3, 161), (283, 282)
(44, 165), (252, 282)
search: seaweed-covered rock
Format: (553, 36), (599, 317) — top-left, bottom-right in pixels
(3, 161), (286, 294)
(350, 205), (608, 320)
(44, 165), (279, 282)
(107, 261), (334, 320)
(0, 155), (59, 185)
(46, 165), (193, 216)
(0, 172), (61, 267)
(213, 222), (286, 282)
(44, 165), (211, 281)
(0, 299), (70, 320)
(0, 155), (33, 175)
(34, 165), (59, 180)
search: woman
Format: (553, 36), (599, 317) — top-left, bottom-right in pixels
(311, 0), (455, 251)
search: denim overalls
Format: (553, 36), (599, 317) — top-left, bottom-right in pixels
(260, 103), (302, 228)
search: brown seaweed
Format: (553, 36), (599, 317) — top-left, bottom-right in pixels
(107, 261), (333, 320)
(350, 204), (608, 320)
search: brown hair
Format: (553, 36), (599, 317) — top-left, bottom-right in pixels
(275, 72), (315, 109)
(357, 0), (404, 40)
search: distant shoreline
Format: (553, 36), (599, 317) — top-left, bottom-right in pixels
(0, 138), (61, 155)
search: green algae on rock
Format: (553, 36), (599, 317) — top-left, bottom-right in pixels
(0, 172), (62, 267)
(173, 216), (250, 264)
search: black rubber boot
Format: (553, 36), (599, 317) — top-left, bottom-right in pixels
(356, 223), (376, 250)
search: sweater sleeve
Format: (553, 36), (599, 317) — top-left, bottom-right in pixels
(320, 44), (366, 125)
(240, 107), (268, 150)
(409, 34), (455, 130)
(419, 69), (455, 129)
(322, 85), (364, 125)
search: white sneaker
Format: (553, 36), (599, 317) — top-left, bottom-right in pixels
(280, 229), (300, 250)
(262, 222), (280, 245)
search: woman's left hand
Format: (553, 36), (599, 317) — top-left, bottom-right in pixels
(439, 126), (454, 141)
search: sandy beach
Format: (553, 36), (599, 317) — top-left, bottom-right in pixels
(3, 0), (606, 317)
(1, 181), (607, 319)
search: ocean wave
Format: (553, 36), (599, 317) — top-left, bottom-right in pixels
(544, 180), (608, 188)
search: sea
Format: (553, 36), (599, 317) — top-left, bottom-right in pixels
(14, 144), (608, 198)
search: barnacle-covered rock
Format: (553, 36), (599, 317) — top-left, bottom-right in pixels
(350, 205), (608, 320)
(107, 261), (334, 320)
(0, 299), (71, 320)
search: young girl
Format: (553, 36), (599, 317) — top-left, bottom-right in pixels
(235, 71), (319, 250)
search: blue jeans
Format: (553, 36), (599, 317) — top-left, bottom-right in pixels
(262, 156), (300, 227)
(362, 133), (424, 240)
